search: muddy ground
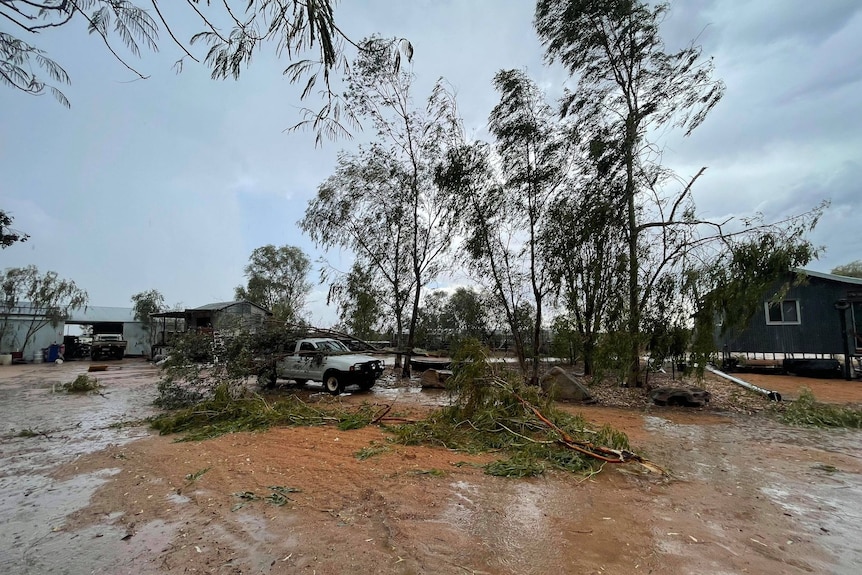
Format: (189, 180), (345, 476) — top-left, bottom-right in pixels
(1, 359), (860, 574)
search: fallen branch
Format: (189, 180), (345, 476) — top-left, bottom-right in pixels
(511, 390), (666, 473)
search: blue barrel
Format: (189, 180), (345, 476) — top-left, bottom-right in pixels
(46, 344), (61, 362)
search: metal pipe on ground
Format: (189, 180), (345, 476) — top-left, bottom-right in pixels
(706, 365), (782, 402)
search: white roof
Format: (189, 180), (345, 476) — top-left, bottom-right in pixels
(66, 306), (138, 323)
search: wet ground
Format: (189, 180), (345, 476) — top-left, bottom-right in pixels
(0, 360), (860, 574)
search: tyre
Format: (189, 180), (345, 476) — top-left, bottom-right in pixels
(323, 372), (344, 395)
(358, 378), (375, 391)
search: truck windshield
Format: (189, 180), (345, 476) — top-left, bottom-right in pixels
(317, 340), (349, 352)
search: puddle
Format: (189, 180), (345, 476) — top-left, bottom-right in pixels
(646, 413), (862, 574)
(0, 361), (162, 574)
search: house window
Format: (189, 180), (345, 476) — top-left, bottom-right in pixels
(765, 300), (800, 325)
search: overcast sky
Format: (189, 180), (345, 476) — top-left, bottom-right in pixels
(2, 0), (860, 325)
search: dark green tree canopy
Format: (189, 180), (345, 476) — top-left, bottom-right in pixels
(131, 289), (166, 330)
(235, 244), (311, 324)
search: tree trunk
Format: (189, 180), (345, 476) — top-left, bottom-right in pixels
(625, 123), (641, 387)
(583, 337), (595, 376)
(402, 282), (422, 379)
(530, 297), (543, 384)
(394, 311), (403, 369)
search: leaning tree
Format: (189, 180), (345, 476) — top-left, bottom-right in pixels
(536, 0), (824, 384)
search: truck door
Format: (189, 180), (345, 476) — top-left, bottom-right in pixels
(296, 341), (327, 380)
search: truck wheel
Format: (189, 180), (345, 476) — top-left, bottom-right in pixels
(323, 372), (344, 395)
(258, 368), (277, 389)
(358, 378), (375, 391)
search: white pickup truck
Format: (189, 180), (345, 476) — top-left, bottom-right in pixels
(259, 337), (385, 395)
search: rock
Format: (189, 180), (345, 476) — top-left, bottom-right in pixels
(420, 369), (452, 389)
(539, 367), (593, 402)
(650, 386), (711, 407)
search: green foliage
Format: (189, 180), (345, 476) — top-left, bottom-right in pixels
(543, 186), (627, 376)
(355, 443), (390, 460)
(330, 262), (383, 341)
(1, 210), (28, 248)
(302, 39), (460, 366)
(155, 322), (304, 408)
(337, 402), (378, 431)
(414, 287), (494, 350)
(780, 388), (862, 428)
(0, 265), (88, 354)
(390, 344), (630, 476)
(5, 0), (409, 135)
(15, 428), (39, 438)
(63, 374), (102, 393)
(536, 0), (726, 384)
(549, 315), (581, 365)
(151, 383), (378, 441)
(438, 70), (566, 379)
(831, 260), (862, 279)
(689, 222), (823, 362)
(131, 289), (165, 330)
(235, 244), (311, 323)
(484, 456), (547, 478)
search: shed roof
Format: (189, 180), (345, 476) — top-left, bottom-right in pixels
(0, 304), (139, 323)
(67, 306), (138, 323)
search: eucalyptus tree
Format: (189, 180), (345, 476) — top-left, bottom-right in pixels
(436, 142), (530, 374)
(489, 69), (571, 381)
(327, 261), (384, 342)
(304, 144), (414, 366)
(535, 0), (827, 384)
(437, 70), (569, 380)
(3, 0), (410, 135)
(443, 287), (492, 344)
(0, 265), (88, 354)
(536, 0), (724, 383)
(235, 244), (311, 324)
(131, 289), (166, 330)
(302, 38), (460, 376)
(543, 184), (627, 376)
(414, 290), (447, 349)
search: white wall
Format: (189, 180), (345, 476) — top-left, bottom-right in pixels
(123, 322), (149, 356)
(0, 318), (64, 359)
